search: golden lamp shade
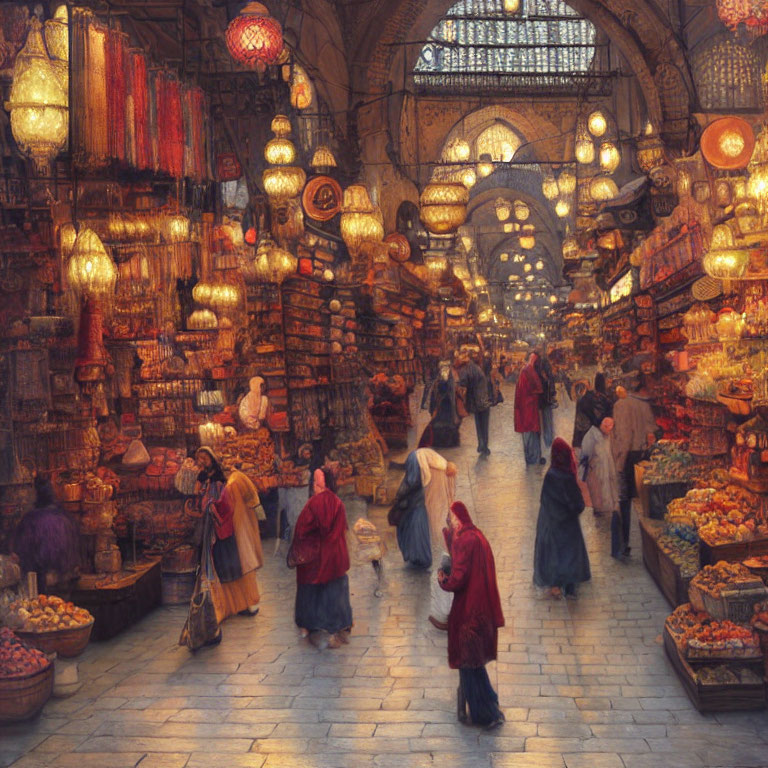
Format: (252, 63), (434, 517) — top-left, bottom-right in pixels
(263, 165), (306, 202)
(165, 214), (190, 243)
(514, 200), (530, 221)
(555, 199), (570, 218)
(587, 110), (607, 137)
(264, 136), (296, 165)
(310, 145), (337, 169)
(445, 138), (470, 163)
(700, 117), (755, 171)
(589, 176), (619, 202)
(188, 308), (218, 330)
(461, 168), (477, 189)
(495, 197), (511, 222)
(5, 17), (68, 171)
(575, 133), (595, 165)
(60, 223), (77, 258)
(420, 182), (469, 234)
(44, 5), (69, 62)
(477, 153), (494, 178)
(542, 175), (559, 200)
(67, 229), (117, 297)
(271, 114), (292, 137)
(702, 248), (749, 280)
(599, 141), (621, 174)
(504, 0), (521, 12)
(341, 184), (385, 251)
(519, 230), (536, 250)
(747, 164), (768, 206)
(557, 171), (576, 195)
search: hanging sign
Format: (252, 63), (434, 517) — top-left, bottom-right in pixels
(216, 153), (242, 182)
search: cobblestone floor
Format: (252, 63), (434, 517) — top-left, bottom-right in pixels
(3, 386), (768, 768)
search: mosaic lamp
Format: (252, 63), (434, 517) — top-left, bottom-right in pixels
(420, 182), (468, 234)
(542, 175), (559, 200)
(557, 171), (577, 195)
(587, 110), (607, 137)
(67, 229), (117, 298)
(5, 17), (68, 173)
(225, 2), (283, 69)
(599, 141), (621, 174)
(342, 184), (385, 251)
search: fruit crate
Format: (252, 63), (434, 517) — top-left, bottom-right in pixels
(700, 536), (768, 567)
(688, 582), (768, 623)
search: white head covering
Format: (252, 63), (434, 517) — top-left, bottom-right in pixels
(414, 447), (448, 488)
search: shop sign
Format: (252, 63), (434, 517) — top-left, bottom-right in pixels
(216, 153), (242, 182)
(609, 271), (634, 303)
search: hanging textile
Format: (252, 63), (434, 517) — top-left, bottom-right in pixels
(147, 69), (159, 174)
(129, 50), (151, 170)
(69, 8), (88, 165)
(156, 71), (184, 178)
(85, 18), (108, 166)
(106, 28), (127, 165)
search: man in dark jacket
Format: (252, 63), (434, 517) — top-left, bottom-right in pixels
(458, 352), (491, 455)
(534, 348), (557, 449)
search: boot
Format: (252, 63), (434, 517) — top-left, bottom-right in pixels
(457, 685), (468, 723)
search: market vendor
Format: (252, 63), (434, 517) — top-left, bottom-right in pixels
(11, 477), (80, 598)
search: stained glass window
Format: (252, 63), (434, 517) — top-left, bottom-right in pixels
(414, 0), (605, 95)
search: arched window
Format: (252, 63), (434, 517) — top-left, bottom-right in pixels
(414, 0), (603, 95)
(475, 123), (522, 162)
(693, 35), (764, 112)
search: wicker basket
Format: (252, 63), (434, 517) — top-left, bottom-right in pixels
(0, 663), (54, 723)
(16, 620), (94, 659)
(689, 582), (767, 623)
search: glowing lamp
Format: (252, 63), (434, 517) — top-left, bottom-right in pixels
(542, 175), (559, 200)
(60, 223), (76, 258)
(519, 226), (536, 250)
(426, 254), (448, 281)
(589, 176), (619, 201)
(446, 138), (470, 162)
(549, 294), (558, 304)
(188, 309), (218, 330)
(271, 114), (291, 137)
(477, 153), (494, 178)
(5, 17), (68, 173)
(209, 283), (242, 313)
(311, 145), (337, 169)
(636, 131), (665, 174)
(420, 182), (468, 234)
(575, 126), (595, 165)
(515, 292), (522, 301)
(524, 292), (532, 301)
(461, 168), (477, 189)
(557, 171), (576, 195)
(555, 199), (570, 218)
(514, 200), (530, 221)
(67, 229), (117, 298)
(474, 275), (487, 288)
(263, 166), (306, 202)
(720, 130), (746, 159)
(342, 184), (385, 251)
(264, 137), (297, 165)
(562, 235), (579, 260)
(495, 197), (511, 222)
(500, 252), (509, 262)
(254, 236), (297, 284)
(225, 2), (283, 69)
(503, 223), (514, 233)
(535, 259), (544, 270)
(165, 214), (190, 243)
(599, 141), (621, 173)
(524, 263), (532, 273)
(588, 111), (607, 137)
(703, 248), (749, 280)
(504, 0), (521, 12)
(747, 164), (768, 207)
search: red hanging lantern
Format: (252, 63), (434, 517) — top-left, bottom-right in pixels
(225, 3), (283, 69)
(716, 0), (768, 33)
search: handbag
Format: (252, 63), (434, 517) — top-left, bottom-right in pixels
(179, 515), (219, 651)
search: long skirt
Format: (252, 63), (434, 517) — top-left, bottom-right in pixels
(459, 667), (504, 725)
(396, 504), (432, 569)
(295, 574), (353, 634)
(210, 571), (260, 624)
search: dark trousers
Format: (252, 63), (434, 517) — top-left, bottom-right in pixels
(611, 501), (631, 557)
(474, 409), (490, 452)
(459, 667), (503, 725)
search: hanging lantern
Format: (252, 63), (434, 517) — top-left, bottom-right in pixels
(523, 263), (532, 273)
(254, 236), (297, 284)
(747, 164), (768, 210)
(477, 153), (494, 178)
(557, 171), (577, 195)
(263, 166), (306, 202)
(192, 281), (215, 307)
(514, 200), (530, 221)
(164, 213), (190, 243)
(342, 184), (385, 250)
(535, 259), (544, 270)
(500, 252), (509, 262)
(549, 294), (558, 305)
(225, 2), (283, 69)
(420, 182), (469, 234)
(208, 282), (242, 314)
(599, 141), (621, 173)
(524, 292), (532, 301)
(311, 145), (337, 169)
(555, 199), (570, 218)
(519, 225), (536, 250)
(188, 308), (218, 330)
(44, 4), (68, 90)
(515, 292), (522, 301)
(67, 229), (117, 298)
(271, 114), (291, 137)
(461, 168), (477, 189)
(290, 64), (313, 110)
(587, 110), (607, 137)
(542, 175), (559, 200)
(504, 0), (521, 12)
(589, 176), (619, 202)
(60, 223), (77, 258)
(703, 224), (749, 280)
(264, 137), (297, 165)
(5, 17), (69, 173)
(636, 130), (665, 174)
(474, 275), (487, 289)
(446, 138), (470, 162)
(562, 234), (579, 260)
(575, 120), (595, 165)
(508, 273), (520, 281)
(426, 254), (448, 282)
(495, 197), (511, 222)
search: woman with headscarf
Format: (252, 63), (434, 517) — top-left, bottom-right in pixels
(288, 468), (352, 649)
(388, 448), (457, 571)
(533, 438), (590, 599)
(418, 362), (460, 449)
(238, 376), (270, 430)
(12, 477), (80, 597)
(192, 447), (264, 641)
(514, 351), (544, 465)
(438, 501), (505, 729)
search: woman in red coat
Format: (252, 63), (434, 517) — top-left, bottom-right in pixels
(438, 501), (505, 728)
(514, 352), (544, 466)
(288, 468), (352, 649)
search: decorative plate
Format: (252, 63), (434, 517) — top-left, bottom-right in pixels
(700, 117), (755, 170)
(302, 175), (342, 221)
(384, 233), (411, 263)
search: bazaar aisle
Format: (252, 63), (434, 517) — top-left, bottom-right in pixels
(2, 387), (767, 768)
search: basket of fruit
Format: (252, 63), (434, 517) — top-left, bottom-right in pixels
(0, 628), (54, 723)
(9, 596), (94, 658)
(689, 562), (768, 623)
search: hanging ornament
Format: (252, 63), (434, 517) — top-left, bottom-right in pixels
(555, 199), (570, 218)
(589, 176), (619, 202)
(477, 153), (494, 178)
(599, 141), (621, 174)
(587, 111), (607, 137)
(514, 200), (530, 221)
(67, 229), (117, 299)
(342, 184), (385, 251)
(420, 182), (468, 234)
(310, 145), (337, 170)
(225, 2), (283, 69)
(461, 168), (477, 189)
(495, 197), (511, 222)
(557, 171), (577, 195)
(575, 120), (595, 165)
(542, 174), (559, 200)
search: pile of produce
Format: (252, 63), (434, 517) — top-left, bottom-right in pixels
(666, 603), (711, 638)
(657, 532), (699, 578)
(644, 440), (695, 484)
(0, 628), (50, 678)
(696, 665), (762, 686)
(219, 428), (276, 477)
(6, 595), (93, 632)
(691, 561), (764, 597)
(686, 620), (760, 657)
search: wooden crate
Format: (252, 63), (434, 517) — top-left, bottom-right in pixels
(664, 626), (766, 713)
(700, 537), (768, 567)
(689, 582), (767, 623)
(640, 517), (662, 586)
(658, 547), (693, 608)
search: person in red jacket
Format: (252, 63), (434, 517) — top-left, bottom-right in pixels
(514, 351), (545, 465)
(438, 501), (505, 728)
(288, 468), (352, 649)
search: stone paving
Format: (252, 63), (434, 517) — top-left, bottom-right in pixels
(2, 386), (768, 768)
